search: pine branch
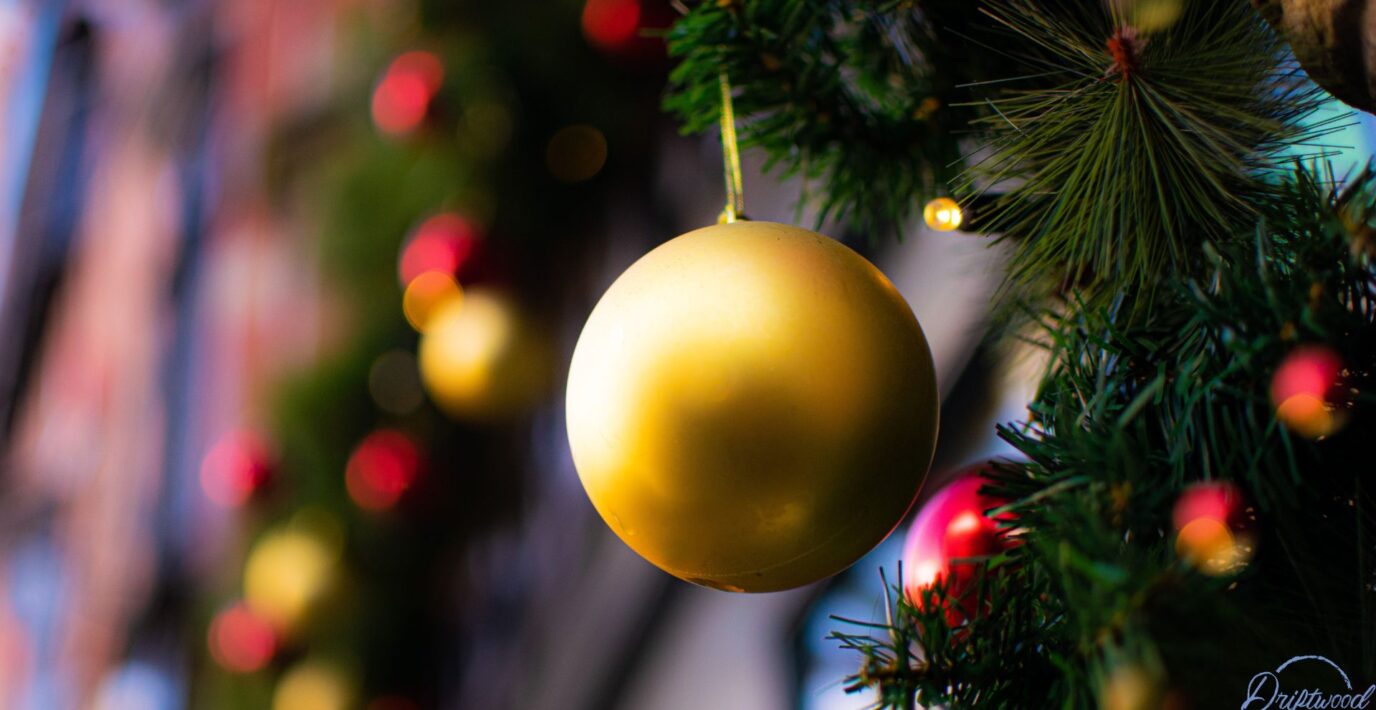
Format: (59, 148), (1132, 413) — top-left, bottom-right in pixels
(663, 0), (1013, 237)
(960, 0), (1333, 304)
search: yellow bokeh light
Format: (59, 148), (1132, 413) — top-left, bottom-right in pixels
(546, 124), (608, 183)
(1175, 517), (1254, 576)
(419, 288), (550, 420)
(244, 521), (341, 633)
(273, 660), (352, 710)
(1101, 663), (1163, 710)
(923, 197), (964, 232)
(402, 271), (463, 333)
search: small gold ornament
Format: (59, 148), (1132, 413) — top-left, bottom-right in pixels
(923, 197), (964, 232)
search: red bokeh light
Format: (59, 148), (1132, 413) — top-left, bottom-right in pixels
(200, 431), (273, 508)
(372, 51), (444, 137)
(1270, 345), (1343, 406)
(580, 0), (675, 62)
(346, 430), (422, 511)
(1172, 481), (1249, 533)
(582, 0), (641, 51)
(208, 602), (277, 673)
(399, 213), (481, 286)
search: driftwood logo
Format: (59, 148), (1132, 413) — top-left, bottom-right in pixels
(1242, 655), (1375, 709)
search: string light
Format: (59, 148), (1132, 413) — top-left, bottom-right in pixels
(923, 197), (964, 232)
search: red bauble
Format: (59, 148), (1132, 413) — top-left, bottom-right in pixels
(902, 470), (1012, 625)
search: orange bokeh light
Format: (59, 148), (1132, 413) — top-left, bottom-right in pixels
(1175, 518), (1252, 576)
(346, 430), (422, 512)
(372, 51), (444, 136)
(208, 602), (277, 673)
(402, 272), (462, 333)
(200, 431), (272, 508)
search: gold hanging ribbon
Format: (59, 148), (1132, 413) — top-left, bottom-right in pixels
(717, 71), (745, 224)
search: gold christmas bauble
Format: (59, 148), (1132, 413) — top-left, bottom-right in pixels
(1254, 0), (1376, 113)
(566, 221), (939, 592)
(419, 288), (551, 420)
